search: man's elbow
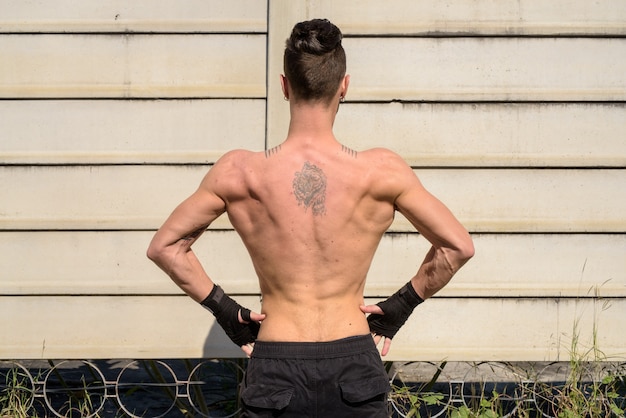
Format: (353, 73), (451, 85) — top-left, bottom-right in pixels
(458, 235), (475, 264)
(146, 241), (166, 265)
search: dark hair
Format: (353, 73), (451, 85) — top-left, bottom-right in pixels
(284, 19), (346, 103)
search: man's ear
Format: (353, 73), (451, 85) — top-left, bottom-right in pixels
(280, 74), (290, 100)
(340, 74), (350, 99)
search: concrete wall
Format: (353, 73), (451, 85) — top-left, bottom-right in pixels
(1, 0), (624, 361)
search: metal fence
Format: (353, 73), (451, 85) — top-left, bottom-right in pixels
(1, 360), (624, 417)
(0, 359), (243, 418)
(388, 360), (625, 418)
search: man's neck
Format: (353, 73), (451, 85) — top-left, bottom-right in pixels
(285, 100), (339, 144)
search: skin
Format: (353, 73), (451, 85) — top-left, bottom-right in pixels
(147, 74), (474, 357)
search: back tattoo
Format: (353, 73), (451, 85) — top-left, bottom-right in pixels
(293, 161), (327, 215)
(265, 145), (282, 158)
(341, 144), (357, 158)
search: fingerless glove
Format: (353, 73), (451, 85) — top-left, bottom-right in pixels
(367, 281), (424, 339)
(200, 284), (259, 346)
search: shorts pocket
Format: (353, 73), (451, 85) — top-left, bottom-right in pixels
(241, 383), (294, 410)
(339, 375), (390, 404)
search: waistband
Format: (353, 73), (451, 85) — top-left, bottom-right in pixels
(251, 335), (376, 360)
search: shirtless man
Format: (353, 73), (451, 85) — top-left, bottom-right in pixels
(147, 18), (474, 417)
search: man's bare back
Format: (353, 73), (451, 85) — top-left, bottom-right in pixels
(148, 125), (471, 352)
(208, 140), (407, 342)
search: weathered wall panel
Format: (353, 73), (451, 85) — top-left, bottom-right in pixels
(0, 34), (266, 98)
(272, 0), (626, 36)
(0, 100), (265, 164)
(0, 166), (204, 230)
(343, 37), (626, 102)
(0, 0), (267, 33)
(335, 103), (626, 167)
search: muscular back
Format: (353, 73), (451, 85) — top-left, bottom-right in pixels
(209, 140), (406, 342)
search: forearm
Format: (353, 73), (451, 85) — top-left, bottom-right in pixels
(411, 245), (471, 299)
(366, 245), (471, 340)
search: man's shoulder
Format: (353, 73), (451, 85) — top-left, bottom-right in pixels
(212, 149), (262, 170)
(357, 147), (417, 198)
(358, 147), (408, 168)
(205, 150), (261, 198)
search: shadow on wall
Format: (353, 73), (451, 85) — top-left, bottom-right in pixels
(202, 321), (245, 359)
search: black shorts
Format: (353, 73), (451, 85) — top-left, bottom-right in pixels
(240, 335), (390, 417)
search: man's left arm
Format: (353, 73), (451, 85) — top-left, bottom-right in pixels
(147, 169), (265, 354)
(361, 157), (474, 356)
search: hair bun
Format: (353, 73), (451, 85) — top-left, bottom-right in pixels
(290, 19), (342, 55)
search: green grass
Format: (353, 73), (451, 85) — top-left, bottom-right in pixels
(0, 366), (32, 418)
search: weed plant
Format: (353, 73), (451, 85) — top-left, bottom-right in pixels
(0, 367), (32, 418)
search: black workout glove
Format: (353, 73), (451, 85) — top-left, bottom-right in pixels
(367, 281), (424, 339)
(200, 284), (260, 347)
